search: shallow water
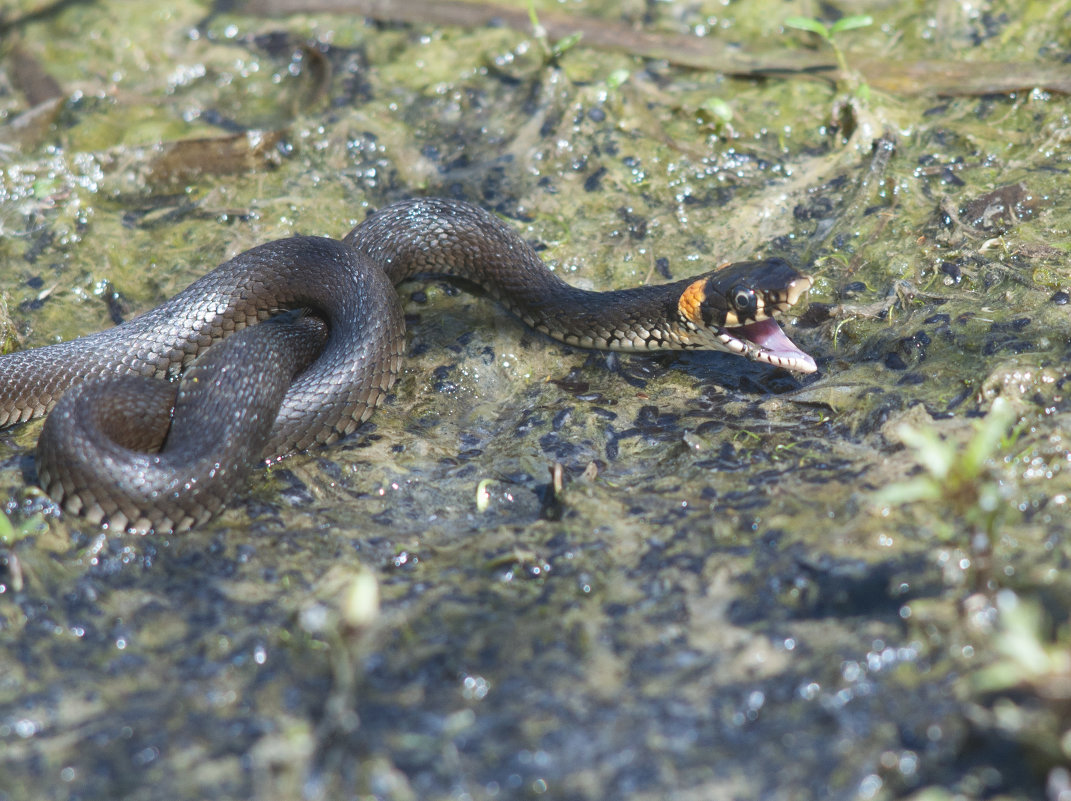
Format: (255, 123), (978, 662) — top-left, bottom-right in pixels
(1, 1), (1070, 799)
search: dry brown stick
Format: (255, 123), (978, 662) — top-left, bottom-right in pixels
(0, 0), (95, 35)
(855, 56), (1071, 97)
(237, 0), (837, 76)
(237, 0), (1071, 97)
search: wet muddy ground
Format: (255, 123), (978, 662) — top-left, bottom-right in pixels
(1, 1), (1070, 799)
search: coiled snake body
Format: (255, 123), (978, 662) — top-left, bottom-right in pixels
(0, 198), (815, 533)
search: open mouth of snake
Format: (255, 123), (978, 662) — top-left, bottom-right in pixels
(724, 318), (817, 374)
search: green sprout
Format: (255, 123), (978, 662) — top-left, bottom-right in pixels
(784, 14), (873, 100)
(697, 97), (733, 127)
(974, 591), (1069, 692)
(971, 591), (1071, 767)
(528, 1), (582, 63)
(784, 15), (873, 77)
(874, 396), (1021, 545)
(605, 68), (630, 90)
(0, 509), (43, 545)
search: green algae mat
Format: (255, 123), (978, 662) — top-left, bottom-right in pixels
(1, 1), (1071, 799)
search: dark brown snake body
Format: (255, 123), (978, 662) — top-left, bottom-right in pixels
(0, 198), (816, 533)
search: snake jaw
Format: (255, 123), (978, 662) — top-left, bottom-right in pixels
(678, 260), (817, 374)
(722, 317), (818, 374)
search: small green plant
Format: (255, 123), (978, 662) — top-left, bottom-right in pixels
(971, 590), (1071, 770)
(528, 1), (582, 63)
(974, 591), (1071, 694)
(875, 396), (1021, 544)
(0, 509), (43, 545)
(605, 68), (630, 90)
(784, 15), (873, 77)
(696, 96), (733, 128)
(784, 14), (873, 100)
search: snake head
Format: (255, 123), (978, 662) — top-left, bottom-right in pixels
(678, 258), (817, 374)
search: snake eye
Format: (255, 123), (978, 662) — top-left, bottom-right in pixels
(727, 285), (757, 318)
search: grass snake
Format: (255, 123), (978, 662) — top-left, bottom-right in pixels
(0, 198), (816, 533)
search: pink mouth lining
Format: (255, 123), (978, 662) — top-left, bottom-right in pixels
(733, 319), (817, 374)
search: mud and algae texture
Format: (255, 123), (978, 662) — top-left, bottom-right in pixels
(1, 1), (1071, 799)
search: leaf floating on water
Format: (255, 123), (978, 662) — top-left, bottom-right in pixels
(339, 568), (380, 629)
(937, 183), (1042, 244)
(145, 130), (288, 185)
(9, 43), (63, 107)
(248, 32), (334, 118)
(475, 478), (492, 512)
(961, 182), (1039, 233)
(0, 43), (65, 151)
(787, 382), (881, 412)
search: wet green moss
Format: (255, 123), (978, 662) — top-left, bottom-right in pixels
(1, 1), (1071, 799)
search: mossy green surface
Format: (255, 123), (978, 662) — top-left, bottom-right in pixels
(1, 1), (1071, 799)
